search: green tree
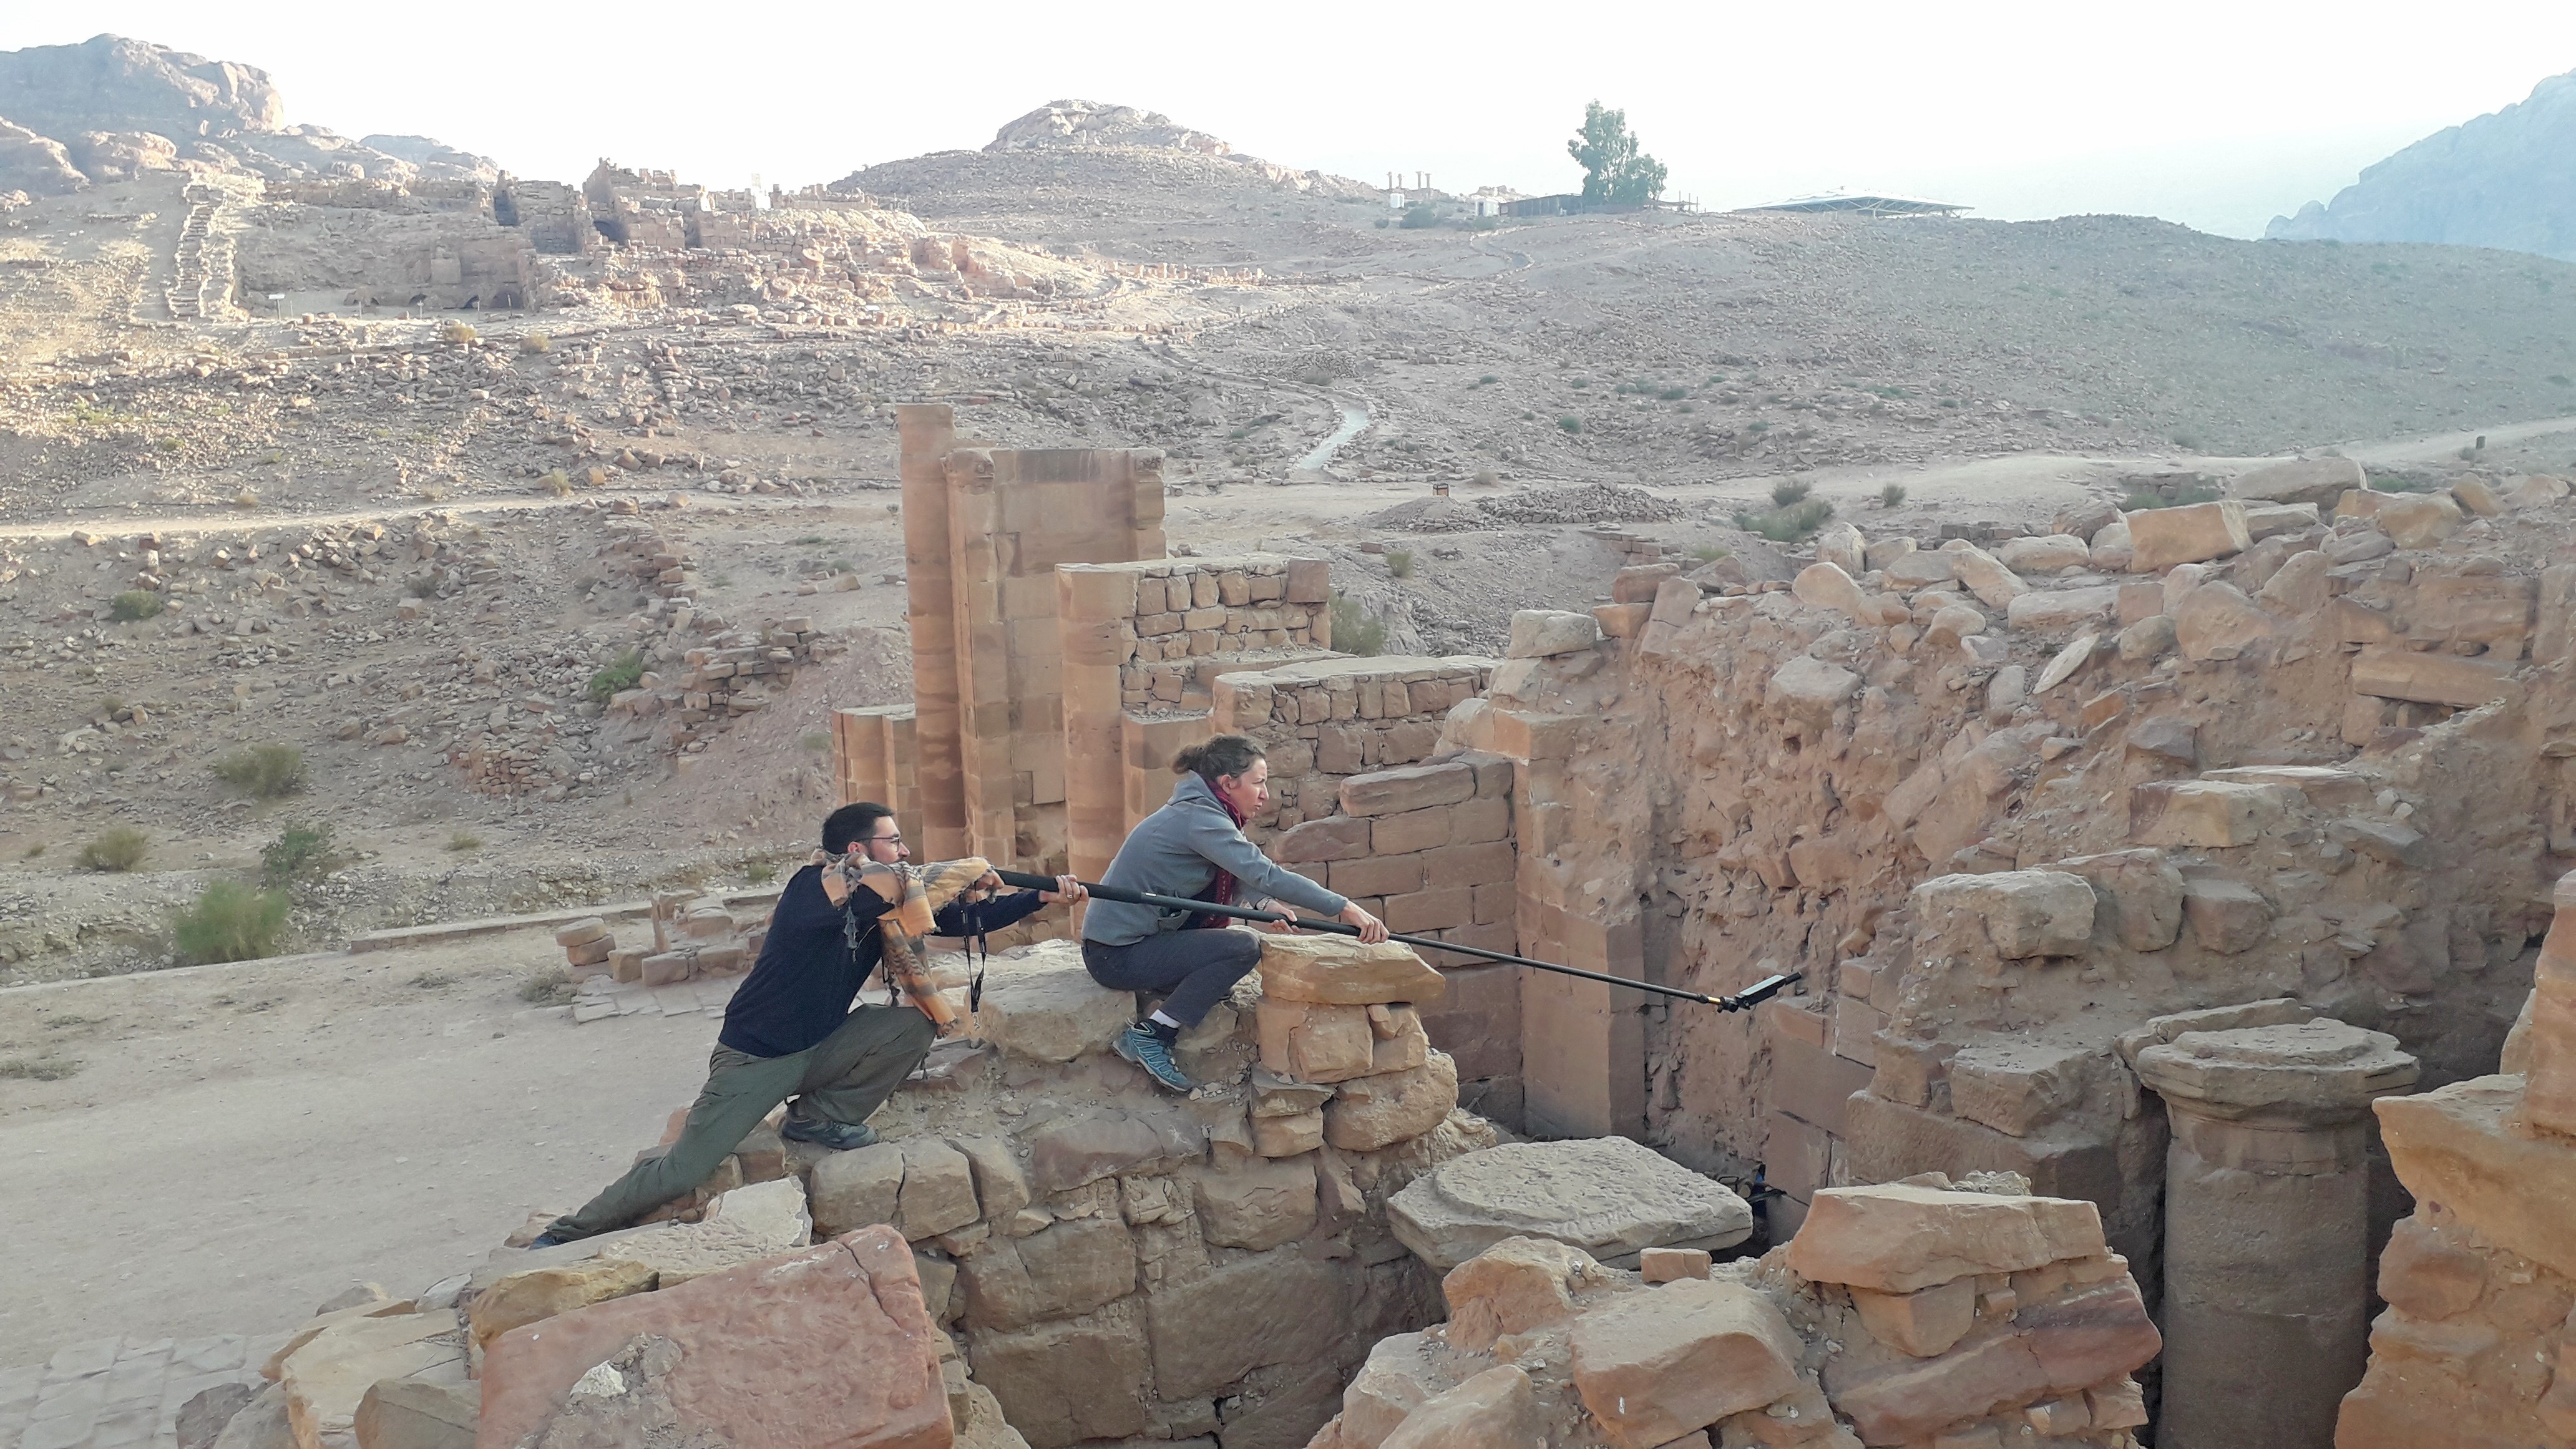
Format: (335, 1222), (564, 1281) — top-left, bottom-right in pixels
(1568, 101), (1669, 206)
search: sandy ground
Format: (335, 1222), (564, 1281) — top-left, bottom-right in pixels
(0, 929), (718, 1368)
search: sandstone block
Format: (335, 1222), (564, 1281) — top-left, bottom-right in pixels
(1910, 872), (2095, 959)
(1570, 1278), (1803, 1449)
(1947, 1042), (2092, 1138)
(1769, 655), (1861, 717)
(2349, 646), (2517, 708)
(1025, 1111), (1184, 1193)
(1259, 1000), (1378, 1083)
(1324, 1051), (1460, 1151)
(2056, 849), (2185, 950)
(1370, 1007), (1431, 1073)
(552, 917), (611, 947)
(597, 1176), (813, 1286)
(1385, 887), (1472, 934)
(958, 1214), (1136, 1330)
(1923, 603), (1985, 650)
(2377, 492), (2462, 549)
(2243, 502), (2323, 540)
(2172, 581), (2275, 661)
(978, 940), (1136, 1063)
(2088, 521), (2134, 571)
(1144, 1250), (1350, 1397)
(1252, 1108), (1324, 1157)
(1593, 602), (1652, 638)
(1339, 761), (1476, 816)
(1380, 1365), (1547, 1449)
(1945, 544), (2027, 609)
(2004, 585), (2122, 636)
(1506, 609), (1602, 658)
(897, 1136), (980, 1241)
(352, 1377), (475, 1449)
(467, 1258), (656, 1349)
(1998, 534), (2091, 575)
(2127, 500), (2250, 571)
(1442, 1236), (1603, 1350)
(1792, 562), (1871, 622)
(1814, 522), (1867, 575)
(2232, 456), (2362, 507)
(952, 1136), (1032, 1221)
(966, 1303), (1152, 1447)
(1823, 1280), (2160, 1446)
(1786, 1184), (2107, 1293)
(811, 1141), (906, 1238)
(1275, 815), (1373, 863)
(1286, 559), (1330, 603)
(2181, 877), (2270, 954)
(2132, 779), (2288, 848)
(1388, 1138), (1754, 1270)
(1612, 562), (1688, 603)
(1257, 933), (1446, 1005)
(1372, 805), (1454, 856)
(1850, 1277), (1978, 1357)
(1639, 1247), (1712, 1284)
(1189, 1154), (1319, 1251)
(2256, 547), (2332, 613)
(278, 1310), (463, 1449)
(1883, 550), (1956, 587)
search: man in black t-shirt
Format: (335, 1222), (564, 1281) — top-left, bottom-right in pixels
(532, 802), (1078, 1246)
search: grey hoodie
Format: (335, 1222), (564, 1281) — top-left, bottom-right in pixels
(1082, 773), (1350, 945)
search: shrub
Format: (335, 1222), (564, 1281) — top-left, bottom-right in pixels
(0, 1057), (80, 1081)
(233, 489), (259, 509)
(172, 881), (290, 964)
(446, 831), (483, 852)
(520, 331), (552, 354)
(441, 320), (478, 344)
(108, 590), (164, 622)
(518, 966), (578, 1005)
(1480, 374), (1500, 385)
(260, 824), (335, 886)
(745, 861), (778, 886)
(405, 574), (441, 599)
(1558, 416), (1583, 434)
(539, 469), (573, 496)
(1329, 593), (1387, 656)
(1692, 545), (1731, 563)
(2549, 374), (2572, 387)
(1386, 549), (1415, 578)
(1734, 498), (1837, 543)
(1880, 482), (1908, 509)
(213, 745), (305, 798)
(587, 648), (645, 703)
(1659, 386), (1689, 401)
(800, 731), (832, 753)
(1399, 205), (1438, 229)
(1770, 479), (1814, 507)
(76, 827), (149, 872)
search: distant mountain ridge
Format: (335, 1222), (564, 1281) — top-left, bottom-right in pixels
(2266, 68), (2576, 261)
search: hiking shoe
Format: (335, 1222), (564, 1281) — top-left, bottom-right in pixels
(781, 1118), (880, 1151)
(528, 1231), (572, 1250)
(1115, 1023), (1194, 1093)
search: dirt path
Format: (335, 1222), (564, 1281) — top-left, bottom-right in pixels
(0, 930), (718, 1367)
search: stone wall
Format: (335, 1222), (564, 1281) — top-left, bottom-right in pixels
(1056, 554), (1335, 883)
(1447, 486), (2571, 1284)
(2335, 867), (2576, 1446)
(897, 402), (1166, 874)
(1210, 656), (1492, 841)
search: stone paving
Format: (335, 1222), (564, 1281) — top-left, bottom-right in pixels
(568, 970), (741, 1025)
(0, 1334), (281, 1449)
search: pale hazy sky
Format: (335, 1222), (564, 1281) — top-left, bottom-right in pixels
(9, 1), (2575, 238)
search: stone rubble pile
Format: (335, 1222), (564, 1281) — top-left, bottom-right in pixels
(1310, 1175), (2159, 1449)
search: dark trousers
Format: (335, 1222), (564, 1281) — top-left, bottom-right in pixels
(1083, 928), (1262, 1027)
(546, 1003), (933, 1241)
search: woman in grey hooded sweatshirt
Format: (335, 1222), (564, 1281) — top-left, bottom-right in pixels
(1083, 733), (1388, 1090)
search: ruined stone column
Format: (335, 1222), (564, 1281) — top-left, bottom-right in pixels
(2134, 1018), (2417, 1449)
(896, 404), (968, 860)
(1058, 564), (1138, 887)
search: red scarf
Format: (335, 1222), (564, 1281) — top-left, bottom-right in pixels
(1188, 786), (1249, 928)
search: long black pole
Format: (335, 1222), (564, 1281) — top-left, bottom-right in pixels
(990, 868), (1799, 1011)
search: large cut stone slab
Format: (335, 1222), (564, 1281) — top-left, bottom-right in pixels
(1324, 1051), (1460, 1151)
(467, 1257), (657, 1349)
(977, 938), (1136, 1063)
(1257, 934), (1447, 1005)
(1569, 1279), (1803, 1449)
(1387, 1138), (1754, 1270)
(2126, 499), (2250, 571)
(1786, 1183), (2106, 1292)
(2348, 645), (2517, 708)
(2376, 1074), (2576, 1280)
(1822, 1279), (2160, 1445)
(1910, 871), (2095, 959)
(1382, 1365), (1548, 1449)
(593, 1176), (812, 1287)
(479, 1229), (947, 1449)
(2231, 456), (2362, 508)
(278, 1310), (465, 1449)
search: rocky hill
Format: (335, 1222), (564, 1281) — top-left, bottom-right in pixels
(2266, 67), (2576, 261)
(0, 32), (495, 196)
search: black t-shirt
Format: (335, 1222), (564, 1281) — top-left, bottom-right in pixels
(716, 864), (1045, 1058)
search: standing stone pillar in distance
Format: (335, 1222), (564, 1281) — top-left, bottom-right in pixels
(2133, 1018), (2417, 1449)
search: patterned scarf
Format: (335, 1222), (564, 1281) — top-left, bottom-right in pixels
(815, 851), (990, 1037)
(1185, 788), (1249, 930)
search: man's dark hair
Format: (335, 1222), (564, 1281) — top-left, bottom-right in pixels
(824, 802), (895, 855)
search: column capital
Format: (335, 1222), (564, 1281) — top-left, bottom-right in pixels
(2136, 1018), (2417, 1126)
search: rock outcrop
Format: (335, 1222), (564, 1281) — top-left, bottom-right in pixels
(2266, 67), (2576, 262)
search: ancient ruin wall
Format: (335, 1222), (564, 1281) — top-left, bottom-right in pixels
(1476, 494), (2572, 1282)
